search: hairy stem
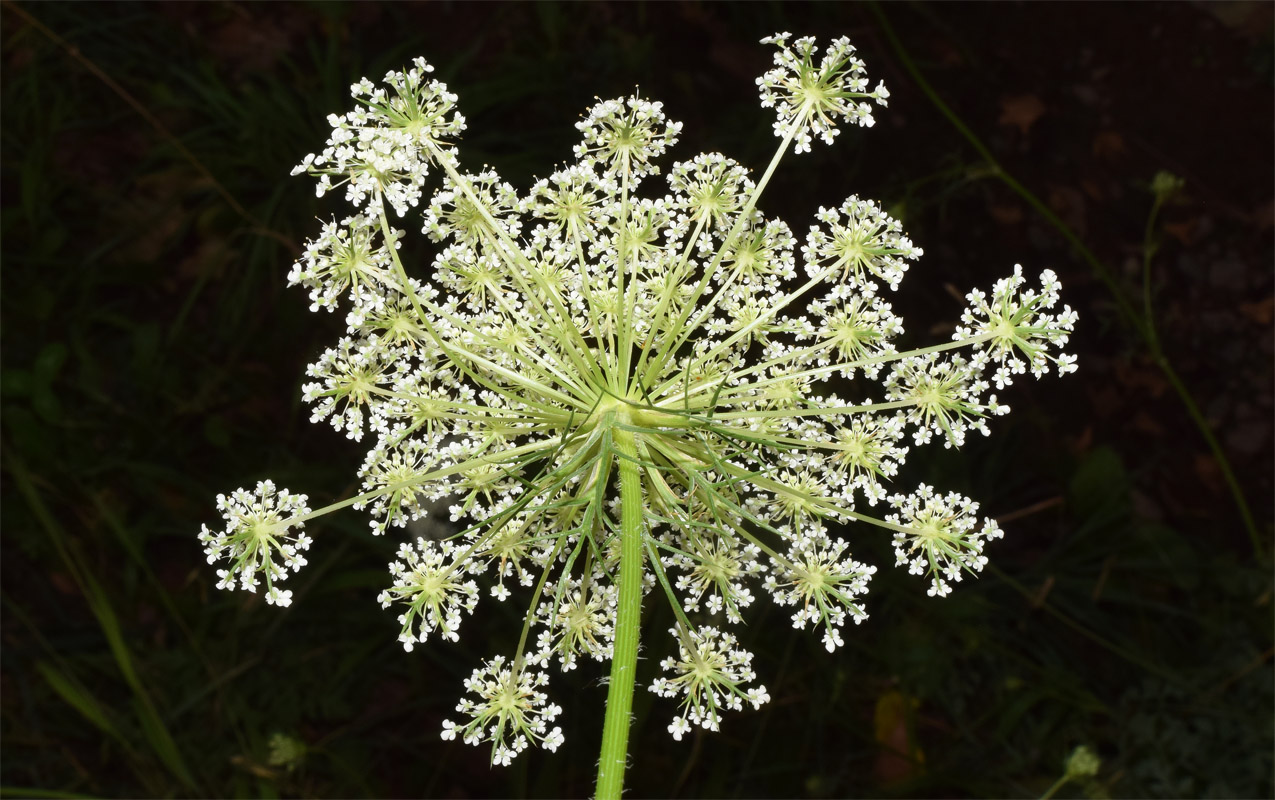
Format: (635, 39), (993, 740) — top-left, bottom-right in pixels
(596, 425), (644, 800)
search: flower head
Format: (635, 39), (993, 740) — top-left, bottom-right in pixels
(442, 656), (564, 766)
(288, 215), (398, 312)
(198, 480), (311, 607)
(575, 96), (682, 183)
(377, 537), (481, 650)
(766, 529), (877, 651)
(649, 626), (770, 741)
(198, 34), (1078, 767)
(757, 34), (891, 153)
(531, 578), (617, 671)
(955, 265), (1079, 387)
(804, 196), (922, 291)
(293, 57), (466, 216)
(888, 484), (1002, 598)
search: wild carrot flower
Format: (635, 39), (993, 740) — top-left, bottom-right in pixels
(197, 33), (1077, 777)
(197, 480), (311, 608)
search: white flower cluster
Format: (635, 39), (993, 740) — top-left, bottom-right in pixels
(376, 537), (481, 650)
(530, 578), (617, 671)
(888, 484), (1003, 598)
(198, 34), (1077, 765)
(649, 626), (771, 741)
(291, 57), (466, 216)
(765, 530), (876, 652)
(804, 196), (920, 291)
(441, 655), (565, 766)
(955, 265), (1079, 387)
(575, 97), (683, 181)
(757, 33), (891, 153)
(197, 480), (311, 608)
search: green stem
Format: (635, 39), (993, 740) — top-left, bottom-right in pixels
(1038, 774), (1068, 800)
(871, 3), (1265, 558)
(1142, 196), (1165, 352)
(596, 425), (645, 800)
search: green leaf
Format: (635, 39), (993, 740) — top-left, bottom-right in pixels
(35, 660), (126, 744)
(1, 370), (34, 398)
(132, 695), (198, 792)
(203, 415), (231, 449)
(32, 384), (63, 425)
(6, 452), (199, 792)
(1067, 446), (1130, 522)
(34, 342), (70, 382)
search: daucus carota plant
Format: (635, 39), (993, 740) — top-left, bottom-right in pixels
(197, 33), (1076, 796)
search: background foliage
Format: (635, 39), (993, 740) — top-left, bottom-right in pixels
(2, 2), (1271, 798)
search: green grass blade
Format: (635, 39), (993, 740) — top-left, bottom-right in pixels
(0, 787), (101, 799)
(4, 449), (199, 791)
(34, 661), (128, 747)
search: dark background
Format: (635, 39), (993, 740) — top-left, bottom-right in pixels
(2, 2), (1272, 798)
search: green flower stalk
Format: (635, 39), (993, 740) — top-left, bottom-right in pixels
(197, 35), (1077, 791)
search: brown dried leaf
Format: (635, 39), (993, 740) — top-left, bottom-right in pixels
(1070, 425), (1094, 454)
(50, 571), (78, 596)
(1115, 360), (1169, 398)
(998, 94), (1046, 135)
(1131, 411), (1164, 436)
(1239, 296), (1274, 325)
(1193, 453), (1225, 495)
(1048, 186), (1088, 237)
(989, 203), (1024, 225)
(208, 14), (294, 75)
(1163, 219), (1200, 246)
(874, 689), (925, 784)
(1252, 198), (1274, 231)
(1092, 130), (1126, 160)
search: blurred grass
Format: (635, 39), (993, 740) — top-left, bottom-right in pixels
(2, 2), (1271, 798)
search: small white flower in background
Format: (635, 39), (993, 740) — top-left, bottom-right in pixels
(198, 33), (1077, 765)
(1064, 744), (1102, 780)
(266, 732), (307, 772)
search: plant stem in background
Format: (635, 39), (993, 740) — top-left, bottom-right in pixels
(870, 2), (1265, 558)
